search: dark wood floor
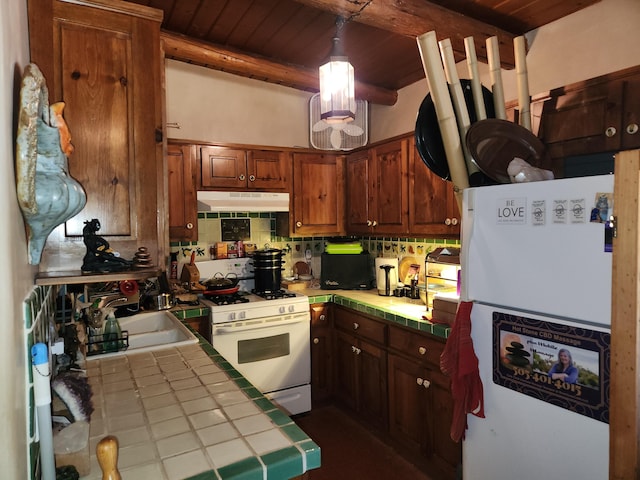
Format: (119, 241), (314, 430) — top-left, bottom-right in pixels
(295, 405), (435, 480)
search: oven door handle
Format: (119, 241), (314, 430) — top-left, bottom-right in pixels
(212, 317), (309, 335)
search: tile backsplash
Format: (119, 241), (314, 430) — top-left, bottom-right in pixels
(170, 211), (459, 281)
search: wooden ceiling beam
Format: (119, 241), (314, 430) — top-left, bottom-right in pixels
(292, 0), (517, 68)
(161, 30), (399, 106)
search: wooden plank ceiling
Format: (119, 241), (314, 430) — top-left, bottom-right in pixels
(127, 0), (600, 105)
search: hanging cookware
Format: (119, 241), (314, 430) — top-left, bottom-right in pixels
(465, 118), (552, 184)
(415, 79), (496, 186)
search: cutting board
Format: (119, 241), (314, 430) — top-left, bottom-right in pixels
(282, 280), (310, 291)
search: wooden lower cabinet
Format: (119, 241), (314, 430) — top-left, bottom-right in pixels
(310, 303), (333, 404)
(333, 307), (388, 431)
(326, 306), (461, 479)
(183, 315), (211, 344)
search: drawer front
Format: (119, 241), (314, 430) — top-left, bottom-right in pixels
(388, 326), (443, 367)
(334, 308), (386, 345)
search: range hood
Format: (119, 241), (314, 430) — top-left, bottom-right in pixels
(197, 191), (290, 212)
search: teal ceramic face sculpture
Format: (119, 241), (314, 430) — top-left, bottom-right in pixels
(16, 64), (87, 265)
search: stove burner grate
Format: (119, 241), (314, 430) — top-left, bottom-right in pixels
(204, 292), (251, 305)
(252, 289), (297, 300)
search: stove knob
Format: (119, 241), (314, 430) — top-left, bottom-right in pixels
(238, 311), (246, 319)
(288, 305), (295, 312)
(279, 306), (286, 314)
(229, 312), (236, 321)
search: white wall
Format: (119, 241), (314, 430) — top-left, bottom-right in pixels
(1, 0), (39, 478)
(165, 0), (640, 147)
(165, 60), (313, 147)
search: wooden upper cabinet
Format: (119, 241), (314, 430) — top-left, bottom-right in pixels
(345, 149), (372, 234)
(409, 137), (460, 237)
(290, 152), (345, 236)
(167, 143), (198, 242)
(373, 139), (409, 234)
(27, 0), (165, 272)
(346, 139), (408, 235)
(507, 65), (640, 177)
(200, 146), (290, 191)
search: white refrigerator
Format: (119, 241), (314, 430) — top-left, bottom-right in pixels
(460, 174), (613, 480)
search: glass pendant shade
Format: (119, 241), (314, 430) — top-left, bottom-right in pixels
(319, 37), (356, 123)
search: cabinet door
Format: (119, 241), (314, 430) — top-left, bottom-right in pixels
(372, 139), (409, 235)
(247, 150), (290, 191)
(358, 338), (388, 431)
(168, 144), (198, 241)
(291, 152), (345, 235)
(536, 80), (623, 170)
(200, 146), (247, 189)
(334, 329), (358, 412)
(29, 0), (164, 270)
(310, 303), (333, 404)
(409, 138), (460, 236)
(345, 149), (373, 234)
(621, 74), (640, 151)
(429, 373), (462, 476)
(388, 353), (429, 455)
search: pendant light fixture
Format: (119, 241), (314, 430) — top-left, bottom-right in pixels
(319, 17), (356, 123)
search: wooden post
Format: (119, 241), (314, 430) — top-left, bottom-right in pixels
(610, 149), (640, 479)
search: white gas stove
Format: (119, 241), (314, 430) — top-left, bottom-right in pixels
(195, 257), (312, 415)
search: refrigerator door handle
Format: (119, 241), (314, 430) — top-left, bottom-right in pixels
(460, 188), (476, 302)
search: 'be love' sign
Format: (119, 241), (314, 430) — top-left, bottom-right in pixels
(496, 197), (527, 225)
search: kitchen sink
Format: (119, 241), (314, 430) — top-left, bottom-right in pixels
(86, 310), (198, 360)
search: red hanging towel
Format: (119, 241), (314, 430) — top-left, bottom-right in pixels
(440, 301), (485, 442)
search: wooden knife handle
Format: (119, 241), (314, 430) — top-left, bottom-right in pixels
(96, 435), (121, 480)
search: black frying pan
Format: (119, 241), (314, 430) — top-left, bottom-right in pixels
(415, 79), (497, 186)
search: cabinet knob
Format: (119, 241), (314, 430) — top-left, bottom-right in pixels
(445, 218), (451, 226)
(418, 346), (427, 355)
(296, 221), (303, 228)
(355, 347), (361, 355)
(416, 378), (431, 389)
(319, 314), (326, 321)
(249, 174), (256, 182)
(239, 174), (246, 181)
(627, 123), (639, 135)
(451, 218), (459, 226)
(367, 220), (373, 227)
(313, 337), (319, 344)
(186, 222), (193, 230)
(372, 220), (378, 227)
(353, 322), (359, 330)
(605, 126), (617, 138)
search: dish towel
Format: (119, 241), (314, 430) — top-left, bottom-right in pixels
(440, 301), (485, 442)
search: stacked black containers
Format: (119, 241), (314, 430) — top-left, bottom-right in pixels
(252, 248), (284, 293)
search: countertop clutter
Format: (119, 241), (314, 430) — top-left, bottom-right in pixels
(304, 288), (456, 339)
(82, 341), (320, 479)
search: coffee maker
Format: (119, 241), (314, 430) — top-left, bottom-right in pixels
(375, 257), (398, 296)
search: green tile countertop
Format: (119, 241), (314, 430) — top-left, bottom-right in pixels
(83, 336), (320, 480)
(305, 288), (454, 339)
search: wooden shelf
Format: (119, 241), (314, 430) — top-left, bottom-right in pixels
(35, 268), (162, 286)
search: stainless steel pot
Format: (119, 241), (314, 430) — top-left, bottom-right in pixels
(155, 293), (173, 310)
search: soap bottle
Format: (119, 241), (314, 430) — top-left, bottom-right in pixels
(102, 309), (122, 353)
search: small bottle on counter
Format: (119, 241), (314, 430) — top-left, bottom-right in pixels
(410, 273), (420, 299)
(103, 311), (123, 353)
(170, 252), (178, 279)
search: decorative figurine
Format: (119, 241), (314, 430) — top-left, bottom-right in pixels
(81, 219), (132, 272)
